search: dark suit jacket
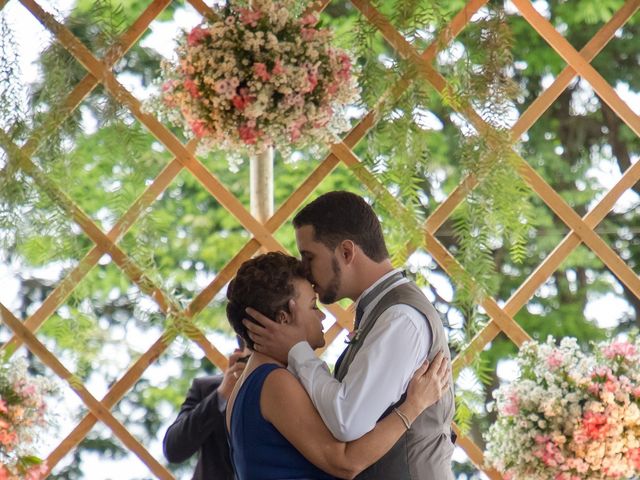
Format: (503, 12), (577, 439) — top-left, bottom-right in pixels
(163, 375), (235, 480)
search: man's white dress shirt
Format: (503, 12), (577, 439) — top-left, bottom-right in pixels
(288, 269), (433, 442)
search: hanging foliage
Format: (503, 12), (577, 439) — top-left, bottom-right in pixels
(2, 0), (534, 455)
(448, 9), (533, 363)
(352, 1), (533, 431)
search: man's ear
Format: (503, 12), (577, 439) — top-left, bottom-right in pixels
(339, 240), (356, 265)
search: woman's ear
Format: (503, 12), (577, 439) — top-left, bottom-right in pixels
(276, 310), (291, 325)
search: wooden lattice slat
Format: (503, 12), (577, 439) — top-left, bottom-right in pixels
(1, 0), (638, 478)
(512, 0), (640, 137)
(346, 1), (638, 469)
(1, 0), (358, 475)
(511, 0), (640, 140)
(0, 305), (174, 479)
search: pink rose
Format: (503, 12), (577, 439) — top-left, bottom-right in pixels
(289, 116), (307, 142)
(591, 366), (615, 383)
(253, 63), (271, 81)
(272, 59), (284, 76)
(300, 14), (318, 26)
(238, 124), (260, 145)
(547, 349), (563, 369)
(326, 81), (339, 95)
(603, 340), (637, 360)
(307, 71), (318, 92)
(232, 88), (253, 111)
(0, 427), (16, 447)
(629, 448), (640, 469)
(21, 384), (36, 396)
(301, 28), (316, 42)
(187, 26), (209, 47)
(554, 474), (581, 480)
(183, 78), (200, 98)
(162, 80), (177, 92)
(582, 411), (610, 440)
(232, 96), (247, 110)
(533, 439), (564, 468)
(189, 119), (207, 138)
(500, 390), (519, 416)
(25, 463), (48, 480)
(338, 52), (352, 81)
(534, 434), (548, 444)
(238, 8), (261, 27)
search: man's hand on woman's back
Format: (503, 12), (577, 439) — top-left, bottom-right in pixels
(402, 351), (450, 422)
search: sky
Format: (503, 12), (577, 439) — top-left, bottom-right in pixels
(1, 0), (639, 479)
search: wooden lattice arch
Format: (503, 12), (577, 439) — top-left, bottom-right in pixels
(1, 0), (639, 478)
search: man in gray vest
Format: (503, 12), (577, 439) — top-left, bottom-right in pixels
(244, 191), (455, 479)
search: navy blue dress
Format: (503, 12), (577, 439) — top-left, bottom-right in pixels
(229, 363), (336, 480)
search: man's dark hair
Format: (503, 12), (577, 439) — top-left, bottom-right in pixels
(292, 191), (389, 262)
(226, 252), (307, 350)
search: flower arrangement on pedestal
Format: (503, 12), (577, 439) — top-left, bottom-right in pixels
(485, 336), (640, 480)
(154, 0), (358, 157)
(0, 359), (57, 480)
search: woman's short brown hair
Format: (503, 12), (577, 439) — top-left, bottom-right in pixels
(226, 252), (307, 350)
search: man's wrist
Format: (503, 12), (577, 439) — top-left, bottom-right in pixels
(287, 341), (314, 370)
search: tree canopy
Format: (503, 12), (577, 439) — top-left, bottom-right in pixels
(0, 0), (638, 478)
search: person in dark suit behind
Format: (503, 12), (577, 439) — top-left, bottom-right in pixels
(163, 338), (250, 480)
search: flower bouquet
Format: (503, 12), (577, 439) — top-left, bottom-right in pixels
(485, 336), (640, 479)
(0, 358), (57, 480)
(154, 0), (359, 157)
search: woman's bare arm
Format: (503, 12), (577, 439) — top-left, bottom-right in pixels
(262, 352), (449, 479)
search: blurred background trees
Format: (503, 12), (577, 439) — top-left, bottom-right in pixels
(0, 0), (637, 478)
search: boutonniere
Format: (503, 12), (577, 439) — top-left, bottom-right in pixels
(345, 328), (361, 345)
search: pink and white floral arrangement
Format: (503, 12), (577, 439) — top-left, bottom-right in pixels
(155, 0), (359, 156)
(485, 336), (640, 479)
(0, 358), (57, 480)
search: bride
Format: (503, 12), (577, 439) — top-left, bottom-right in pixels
(225, 252), (450, 479)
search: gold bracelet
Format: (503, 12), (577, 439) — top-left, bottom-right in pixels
(393, 408), (411, 430)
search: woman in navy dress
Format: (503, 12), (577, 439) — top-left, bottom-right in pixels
(224, 252), (449, 479)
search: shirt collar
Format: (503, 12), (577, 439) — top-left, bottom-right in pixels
(353, 267), (403, 310)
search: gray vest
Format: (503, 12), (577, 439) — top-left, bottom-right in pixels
(335, 281), (455, 480)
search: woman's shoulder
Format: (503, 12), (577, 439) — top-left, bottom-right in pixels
(260, 366), (310, 424)
(261, 366), (307, 402)
(262, 365), (298, 388)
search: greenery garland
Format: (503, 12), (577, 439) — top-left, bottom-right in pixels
(351, 1), (533, 432)
(0, 0), (534, 440)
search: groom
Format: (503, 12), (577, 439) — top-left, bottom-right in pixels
(244, 191), (455, 479)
